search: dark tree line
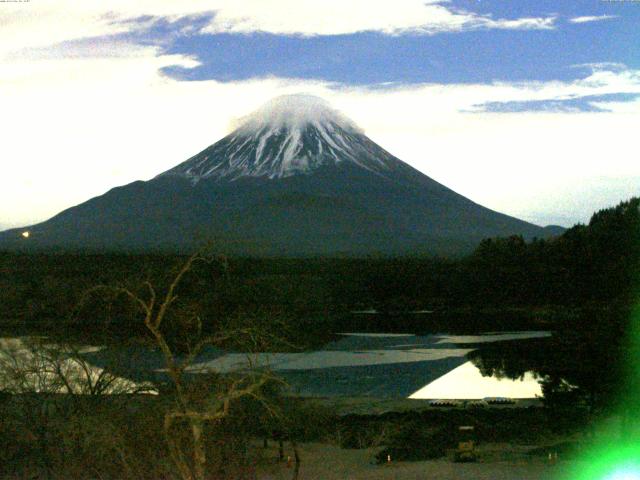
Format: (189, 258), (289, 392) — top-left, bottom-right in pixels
(465, 197), (640, 308)
(1, 197), (638, 341)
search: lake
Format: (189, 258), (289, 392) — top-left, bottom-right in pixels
(0, 331), (550, 401)
(184, 331), (550, 400)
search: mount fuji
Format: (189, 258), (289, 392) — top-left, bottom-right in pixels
(0, 95), (560, 256)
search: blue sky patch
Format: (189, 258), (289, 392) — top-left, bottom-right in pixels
(472, 93), (640, 113)
(138, 1), (640, 87)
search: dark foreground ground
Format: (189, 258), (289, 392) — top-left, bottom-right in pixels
(257, 441), (575, 480)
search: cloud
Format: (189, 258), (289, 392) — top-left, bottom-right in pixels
(472, 93), (640, 113)
(569, 15), (618, 24)
(571, 62), (628, 73)
(480, 17), (556, 31)
(475, 98), (608, 113)
(589, 97), (640, 113)
(467, 68), (640, 113)
(0, 0), (557, 64)
(199, 0), (556, 36)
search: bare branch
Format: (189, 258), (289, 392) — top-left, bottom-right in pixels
(155, 252), (204, 331)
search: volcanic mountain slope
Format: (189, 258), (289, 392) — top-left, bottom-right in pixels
(0, 95), (560, 256)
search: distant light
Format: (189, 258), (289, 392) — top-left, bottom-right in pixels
(21, 231), (30, 239)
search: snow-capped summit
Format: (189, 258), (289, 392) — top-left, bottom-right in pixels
(237, 94), (361, 134)
(159, 94), (398, 182)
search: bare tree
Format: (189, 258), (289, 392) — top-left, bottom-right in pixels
(87, 250), (287, 480)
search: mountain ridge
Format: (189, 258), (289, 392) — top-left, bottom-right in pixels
(0, 94), (562, 256)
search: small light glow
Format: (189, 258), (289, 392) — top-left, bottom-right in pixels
(21, 231), (30, 238)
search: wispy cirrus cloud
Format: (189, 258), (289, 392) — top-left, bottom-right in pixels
(199, 0), (557, 36)
(569, 15), (618, 24)
(571, 62), (628, 72)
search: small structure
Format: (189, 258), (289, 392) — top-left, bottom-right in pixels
(428, 399), (462, 408)
(484, 396), (515, 405)
(454, 426), (477, 462)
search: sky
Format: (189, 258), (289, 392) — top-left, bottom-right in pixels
(1, 0), (639, 230)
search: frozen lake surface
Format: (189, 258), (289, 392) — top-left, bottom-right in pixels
(0, 331), (549, 400)
(185, 331), (549, 399)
